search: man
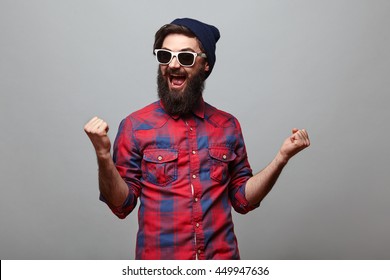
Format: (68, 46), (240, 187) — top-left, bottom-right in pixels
(84, 18), (310, 260)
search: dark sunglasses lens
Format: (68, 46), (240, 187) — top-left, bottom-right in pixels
(178, 52), (195, 66)
(157, 50), (172, 64)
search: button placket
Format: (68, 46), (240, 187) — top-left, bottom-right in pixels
(185, 116), (205, 259)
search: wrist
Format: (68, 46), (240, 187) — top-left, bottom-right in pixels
(276, 151), (289, 166)
(96, 151), (112, 161)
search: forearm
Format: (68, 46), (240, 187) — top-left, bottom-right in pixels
(245, 151), (288, 206)
(97, 153), (129, 207)
(245, 128), (310, 206)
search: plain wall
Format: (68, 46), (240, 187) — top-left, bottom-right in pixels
(1, 0), (389, 259)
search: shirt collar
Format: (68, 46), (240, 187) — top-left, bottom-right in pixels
(192, 97), (205, 119)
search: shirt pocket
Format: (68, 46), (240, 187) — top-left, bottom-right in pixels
(142, 148), (178, 187)
(209, 147), (237, 184)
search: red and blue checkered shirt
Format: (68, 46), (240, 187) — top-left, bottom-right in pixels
(102, 98), (259, 259)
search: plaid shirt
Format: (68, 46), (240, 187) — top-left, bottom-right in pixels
(102, 98), (259, 259)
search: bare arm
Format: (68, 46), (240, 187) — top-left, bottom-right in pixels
(245, 128), (310, 205)
(84, 117), (128, 207)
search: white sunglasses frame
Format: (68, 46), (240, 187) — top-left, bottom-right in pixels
(154, 49), (207, 67)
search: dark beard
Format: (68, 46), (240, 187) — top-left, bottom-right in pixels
(157, 67), (205, 116)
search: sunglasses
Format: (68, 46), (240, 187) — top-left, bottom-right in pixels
(154, 49), (207, 67)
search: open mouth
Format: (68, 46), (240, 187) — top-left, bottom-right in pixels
(169, 74), (187, 89)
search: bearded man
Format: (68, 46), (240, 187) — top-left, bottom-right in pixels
(84, 18), (310, 260)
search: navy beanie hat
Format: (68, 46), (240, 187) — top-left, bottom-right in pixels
(170, 18), (220, 78)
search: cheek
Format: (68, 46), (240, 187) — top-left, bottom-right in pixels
(161, 64), (174, 74)
(160, 66), (167, 75)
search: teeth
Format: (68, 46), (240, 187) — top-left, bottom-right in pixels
(171, 75), (186, 86)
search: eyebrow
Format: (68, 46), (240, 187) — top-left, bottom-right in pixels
(161, 47), (197, 52)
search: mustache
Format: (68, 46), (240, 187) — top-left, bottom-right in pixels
(165, 68), (187, 76)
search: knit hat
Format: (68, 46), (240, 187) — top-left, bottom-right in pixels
(171, 18), (220, 78)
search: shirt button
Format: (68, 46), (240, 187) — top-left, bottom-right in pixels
(192, 150), (196, 155)
(196, 223), (200, 227)
(198, 249), (201, 254)
(194, 197), (198, 202)
(222, 154), (227, 160)
(157, 155), (163, 161)
(192, 175), (197, 179)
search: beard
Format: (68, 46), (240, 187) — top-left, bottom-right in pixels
(157, 67), (206, 116)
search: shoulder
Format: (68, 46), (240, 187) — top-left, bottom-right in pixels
(204, 102), (241, 128)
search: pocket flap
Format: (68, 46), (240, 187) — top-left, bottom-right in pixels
(209, 147), (236, 162)
(143, 149), (178, 163)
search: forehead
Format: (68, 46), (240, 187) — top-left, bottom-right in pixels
(162, 33), (200, 51)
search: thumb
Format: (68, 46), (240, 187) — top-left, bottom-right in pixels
(102, 122), (109, 134)
(290, 128), (299, 142)
(96, 121), (109, 135)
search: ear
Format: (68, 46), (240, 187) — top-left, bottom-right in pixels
(204, 62), (210, 72)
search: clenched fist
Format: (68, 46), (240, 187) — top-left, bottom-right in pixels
(279, 128), (310, 162)
(84, 116), (111, 158)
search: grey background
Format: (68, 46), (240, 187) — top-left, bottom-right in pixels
(1, 0), (389, 259)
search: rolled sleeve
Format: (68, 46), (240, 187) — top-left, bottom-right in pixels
(100, 117), (143, 219)
(231, 184), (260, 214)
(228, 118), (260, 214)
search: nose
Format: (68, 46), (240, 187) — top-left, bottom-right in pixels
(168, 55), (181, 68)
